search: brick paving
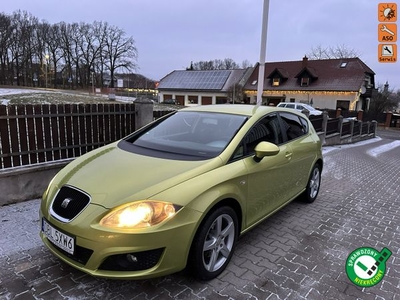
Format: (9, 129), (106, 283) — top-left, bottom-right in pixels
(1, 133), (400, 299)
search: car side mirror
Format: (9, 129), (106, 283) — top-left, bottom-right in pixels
(253, 141), (280, 162)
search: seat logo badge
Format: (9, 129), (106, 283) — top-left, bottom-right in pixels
(346, 247), (392, 287)
(61, 198), (72, 209)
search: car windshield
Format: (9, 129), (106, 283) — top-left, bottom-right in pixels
(303, 104), (317, 111)
(123, 111), (247, 160)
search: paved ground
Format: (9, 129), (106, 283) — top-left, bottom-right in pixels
(1, 129), (400, 300)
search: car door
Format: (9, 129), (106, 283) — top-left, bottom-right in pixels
(236, 113), (295, 228)
(278, 112), (318, 198)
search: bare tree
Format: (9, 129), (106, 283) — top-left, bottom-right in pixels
(307, 44), (361, 59)
(9, 10), (35, 86)
(240, 59), (253, 68)
(222, 58), (239, 69)
(102, 25), (138, 88)
(369, 83), (400, 115)
(58, 22), (72, 87)
(192, 60), (214, 70)
(191, 58), (243, 70)
(0, 13), (12, 84)
(0, 10), (139, 89)
(226, 82), (244, 103)
(47, 23), (65, 88)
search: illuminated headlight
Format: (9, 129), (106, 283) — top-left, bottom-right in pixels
(100, 201), (181, 229)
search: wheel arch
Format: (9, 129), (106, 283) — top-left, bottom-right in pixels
(189, 197), (243, 247)
(207, 198), (243, 234)
(315, 158), (323, 171)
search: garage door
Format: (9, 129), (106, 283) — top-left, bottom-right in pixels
(202, 96), (212, 105)
(176, 96), (184, 106)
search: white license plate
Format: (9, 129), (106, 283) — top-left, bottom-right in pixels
(42, 218), (75, 255)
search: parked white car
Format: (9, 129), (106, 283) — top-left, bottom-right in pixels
(277, 102), (322, 116)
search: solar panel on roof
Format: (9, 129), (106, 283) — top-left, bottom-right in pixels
(158, 70), (231, 90)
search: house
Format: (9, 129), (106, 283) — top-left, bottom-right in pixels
(244, 56), (376, 111)
(157, 68), (253, 105)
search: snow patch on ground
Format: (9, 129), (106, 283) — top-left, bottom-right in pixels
(100, 94), (137, 103)
(0, 88), (54, 105)
(367, 140), (400, 157)
(0, 88), (53, 96)
(322, 137), (382, 155)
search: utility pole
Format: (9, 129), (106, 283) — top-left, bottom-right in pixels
(44, 54), (49, 88)
(256, 0), (270, 106)
(91, 72), (95, 94)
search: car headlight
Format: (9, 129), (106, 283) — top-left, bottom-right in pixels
(100, 201), (181, 229)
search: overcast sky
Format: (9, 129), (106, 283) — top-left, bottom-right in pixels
(2, 0), (399, 89)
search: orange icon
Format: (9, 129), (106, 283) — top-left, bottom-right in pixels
(378, 44), (397, 63)
(378, 3), (397, 22)
(378, 23), (397, 42)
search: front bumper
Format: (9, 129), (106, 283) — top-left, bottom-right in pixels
(39, 204), (202, 279)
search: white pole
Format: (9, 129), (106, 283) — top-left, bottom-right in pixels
(256, 0), (270, 106)
(91, 72), (94, 94)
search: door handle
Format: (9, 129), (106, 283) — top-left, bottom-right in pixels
(285, 152), (293, 159)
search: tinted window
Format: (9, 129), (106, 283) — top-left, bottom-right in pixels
(280, 112), (307, 141)
(300, 117), (309, 132)
(286, 104), (295, 109)
(242, 113), (283, 156)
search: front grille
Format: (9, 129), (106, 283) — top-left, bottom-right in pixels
(51, 185), (90, 222)
(99, 248), (164, 271)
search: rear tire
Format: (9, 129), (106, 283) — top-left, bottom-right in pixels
(189, 206), (238, 281)
(303, 164), (321, 203)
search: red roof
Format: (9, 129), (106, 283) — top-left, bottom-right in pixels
(244, 57), (375, 92)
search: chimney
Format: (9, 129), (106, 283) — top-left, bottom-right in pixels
(384, 81), (389, 92)
(302, 55), (308, 67)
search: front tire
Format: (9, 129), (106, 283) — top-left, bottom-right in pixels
(303, 164), (321, 203)
(189, 206), (238, 281)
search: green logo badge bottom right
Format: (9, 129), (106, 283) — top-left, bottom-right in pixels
(346, 247), (392, 287)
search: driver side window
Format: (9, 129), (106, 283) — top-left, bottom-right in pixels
(233, 114), (282, 159)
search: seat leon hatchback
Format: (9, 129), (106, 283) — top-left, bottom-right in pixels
(40, 104), (323, 281)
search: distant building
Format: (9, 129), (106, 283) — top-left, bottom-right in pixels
(157, 68), (253, 105)
(244, 56), (376, 110)
(157, 57), (376, 110)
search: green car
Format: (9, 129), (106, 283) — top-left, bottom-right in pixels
(40, 104), (323, 280)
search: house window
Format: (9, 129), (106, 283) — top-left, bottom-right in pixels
(365, 76), (372, 87)
(272, 78), (280, 86)
(340, 62), (348, 68)
(336, 100), (350, 110)
(301, 77), (309, 87)
(251, 80), (257, 85)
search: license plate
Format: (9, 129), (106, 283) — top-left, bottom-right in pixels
(42, 218), (75, 255)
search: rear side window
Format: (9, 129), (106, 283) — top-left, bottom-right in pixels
(286, 104), (295, 109)
(280, 112), (308, 141)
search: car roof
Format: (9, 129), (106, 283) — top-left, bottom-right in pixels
(180, 104), (306, 118)
(278, 102), (309, 105)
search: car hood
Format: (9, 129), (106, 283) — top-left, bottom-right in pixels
(53, 142), (223, 208)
